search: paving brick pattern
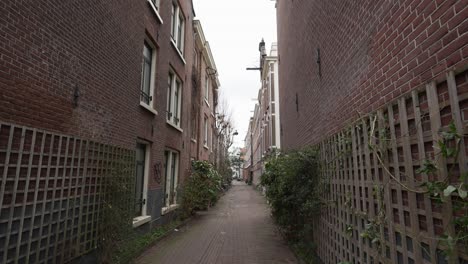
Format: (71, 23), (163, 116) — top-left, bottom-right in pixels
(135, 182), (297, 264)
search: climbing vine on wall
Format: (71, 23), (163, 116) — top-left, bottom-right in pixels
(261, 147), (328, 263)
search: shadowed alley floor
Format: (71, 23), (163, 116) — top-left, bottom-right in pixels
(135, 181), (297, 264)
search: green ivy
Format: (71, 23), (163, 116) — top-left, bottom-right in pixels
(181, 160), (223, 216)
(260, 147), (326, 263)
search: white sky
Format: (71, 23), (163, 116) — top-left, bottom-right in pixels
(193, 0), (277, 149)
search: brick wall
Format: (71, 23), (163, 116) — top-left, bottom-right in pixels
(0, 0), (197, 237)
(277, 0), (468, 150)
(0, 0), (146, 149)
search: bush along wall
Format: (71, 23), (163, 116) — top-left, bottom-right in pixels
(261, 147), (328, 262)
(181, 160), (223, 216)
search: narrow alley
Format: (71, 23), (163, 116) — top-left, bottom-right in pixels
(135, 182), (297, 264)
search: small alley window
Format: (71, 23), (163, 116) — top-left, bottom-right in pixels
(167, 72), (182, 128)
(204, 75), (210, 104)
(171, 2), (185, 55)
(133, 142), (151, 228)
(140, 41), (156, 110)
(164, 150), (179, 208)
(204, 116), (208, 147)
(190, 105), (197, 140)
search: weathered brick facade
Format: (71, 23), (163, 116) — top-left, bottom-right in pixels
(0, 0), (221, 262)
(192, 20), (219, 163)
(277, 1), (468, 264)
(277, 0), (468, 149)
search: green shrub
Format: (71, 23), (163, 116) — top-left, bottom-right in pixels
(261, 147), (327, 262)
(182, 160), (222, 215)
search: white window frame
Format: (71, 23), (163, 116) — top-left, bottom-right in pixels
(133, 142), (151, 228)
(166, 71), (183, 130)
(204, 75), (210, 106)
(210, 125), (213, 152)
(147, 0), (163, 23)
(162, 149), (179, 214)
(170, 2), (185, 60)
(190, 107), (197, 141)
(139, 40), (158, 115)
(204, 116), (209, 148)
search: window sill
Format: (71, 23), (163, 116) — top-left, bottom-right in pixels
(140, 102), (158, 115)
(204, 99), (210, 108)
(170, 40), (186, 65)
(203, 145), (209, 150)
(133, 215), (151, 228)
(191, 138), (197, 143)
(166, 121), (183, 133)
(161, 204), (179, 215)
(147, 0), (164, 24)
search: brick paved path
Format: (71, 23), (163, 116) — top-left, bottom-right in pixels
(135, 182), (297, 264)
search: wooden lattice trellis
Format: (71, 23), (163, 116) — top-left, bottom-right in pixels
(316, 69), (468, 264)
(0, 123), (135, 264)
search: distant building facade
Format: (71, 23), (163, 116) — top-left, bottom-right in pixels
(192, 20), (219, 163)
(243, 41), (281, 186)
(277, 0), (468, 263)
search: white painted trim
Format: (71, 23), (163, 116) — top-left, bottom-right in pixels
(164, 151), (172, 208)
(163, 150), (179, 209)
(203, 145), (209, 150)
(171, 39), (186, 65)
(167, 120), (183, 133)
(140, 102), (158, 115)
(147, 0), (164, 24)
(141, 39), (157, 110)
(204, 98), (210, 108)
(133, 143), (151, 227)
(166, 71), (183, 129)
(133, 215), (151, 228)
(161, 204), (179, 215)
(173, 154), (179, 202)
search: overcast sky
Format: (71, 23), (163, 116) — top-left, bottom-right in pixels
(193, 0), (277, 149)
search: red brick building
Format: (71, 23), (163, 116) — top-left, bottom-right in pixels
(192, 20), (219, 163)
(0, 0), (222, 263)
(277, 0), (467, 263)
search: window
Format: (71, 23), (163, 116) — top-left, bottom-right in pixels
(190, 106), (197, 140)
(133, 143), (151, 227)
(193, 48), (198, 69)
(164, 150), (179, 209)
(150, 0), (160, 10)
(171, 2), (185, 54)
(211, 127), (214, 151)
(140, 42), (156, 109)
(421, 242), (431, 261)
(147, 0), (163, 23)
(395, 232), (402, 246)
(406, 236), (413, 252)
(418, 215), (427, 231)
(204, 116), (208, 147)
(205, 75), (210, 103)
(167, 72), (182, 127)
(404, 211), (411, 227)
(397, 252), (403, 264)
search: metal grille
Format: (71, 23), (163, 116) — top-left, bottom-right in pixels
(0, 122), (135, 263)
(316, 69), (468, 264)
